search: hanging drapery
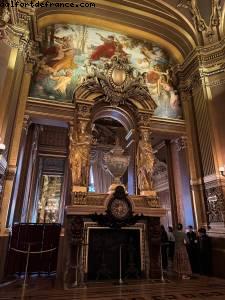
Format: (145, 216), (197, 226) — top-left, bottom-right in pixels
(90, 149), (113, 193)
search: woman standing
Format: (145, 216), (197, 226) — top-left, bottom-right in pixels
(173, 223), (192, 279)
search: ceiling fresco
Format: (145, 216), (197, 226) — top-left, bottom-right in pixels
(29, 24), (183, 119)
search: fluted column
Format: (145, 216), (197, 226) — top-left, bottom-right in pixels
(7, 115), (31, 226)
(201, 74), (225, 228)
(0, 63), (33, 234)
(18, 124), (41, 223)
(165, 140), (178, 228)
(180, 90), (208, 228)
(0, 46), (18, 139)
(171, 137), (195, 227)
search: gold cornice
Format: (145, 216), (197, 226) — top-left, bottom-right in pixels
(38, 14), (184, 63)
(27, 97), (74, 108)
(124, 0), (180, 21)
(176, 37), (225, 87)
(151, 116), (185, 126)
(26, 98), (185, 135)
(85, 0), (196, 46)
(153, 0), (196, 34)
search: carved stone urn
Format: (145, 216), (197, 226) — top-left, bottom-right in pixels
(104, 138), (130, 193)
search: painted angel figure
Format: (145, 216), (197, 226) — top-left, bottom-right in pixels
(137, 130), (155, 191)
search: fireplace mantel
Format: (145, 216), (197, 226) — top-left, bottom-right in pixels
(66, 192), (167, 217)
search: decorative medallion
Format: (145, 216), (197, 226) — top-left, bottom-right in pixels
(77, 55), (153, 107)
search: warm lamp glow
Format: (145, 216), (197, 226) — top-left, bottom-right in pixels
(0, 143), (6, 150)
(219, 166), (225, 176)
(0, 142), (6, 160)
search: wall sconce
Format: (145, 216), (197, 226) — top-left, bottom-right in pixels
(219, 166), (225, 177)
(0, 143), (6, 160)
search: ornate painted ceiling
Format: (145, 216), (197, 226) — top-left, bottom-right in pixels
(34, 0), (225, 61)
(29, 23), (182, 119)
(1, 1), (225, 60)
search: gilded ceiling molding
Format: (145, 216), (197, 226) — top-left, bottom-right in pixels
(177, 0), (222, 45)
(36, 0), (197, 45)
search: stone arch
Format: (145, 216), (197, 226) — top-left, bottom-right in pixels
(91, 103), (137, 134)
(90, 102), (138, 195)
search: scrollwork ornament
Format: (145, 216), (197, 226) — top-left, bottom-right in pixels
(0, 5), (10, 40)
(177, 0), (222, 44)
(71, 192), (87, 205)
(77, 103), (92, 119)
(75, 55), (154, 108)
(138, 113), (151, 128)
(206, 186), (225, 223)
(174, 137), (187, 152)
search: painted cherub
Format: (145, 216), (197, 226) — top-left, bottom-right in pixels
(50, 70), (73, 94)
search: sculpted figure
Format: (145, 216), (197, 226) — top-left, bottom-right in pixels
(137, 130), (155, 191)
(69, 120), (91, 187)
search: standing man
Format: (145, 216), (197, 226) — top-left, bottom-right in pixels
(198, 228), (211, 276)
(186, 225), (199, 273)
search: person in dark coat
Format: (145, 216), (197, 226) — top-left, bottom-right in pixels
(167, 226), (175, 262)
(160, 225), (168, 270)
(186, 225), (199, 273)
(198, 228), (211, 276)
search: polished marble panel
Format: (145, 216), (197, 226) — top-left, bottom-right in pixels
(1, 277), (225, 300)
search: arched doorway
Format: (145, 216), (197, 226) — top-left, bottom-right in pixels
(90, 104), (137, 194)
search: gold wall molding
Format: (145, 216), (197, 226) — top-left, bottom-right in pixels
(204, 174), (222, 186)
(175, 38), (225, 92)
(204, 77), (225, 87)
(26, 98), (186, 135)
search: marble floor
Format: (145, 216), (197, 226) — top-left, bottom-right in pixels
(0, 276), (225, 300)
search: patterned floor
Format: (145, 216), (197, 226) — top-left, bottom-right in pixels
(0, 277), (225, 300)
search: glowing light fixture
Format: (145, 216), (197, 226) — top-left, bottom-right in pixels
(219, 166), (225, 177)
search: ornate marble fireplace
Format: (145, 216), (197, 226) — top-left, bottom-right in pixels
(62, 186), (166, 287)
